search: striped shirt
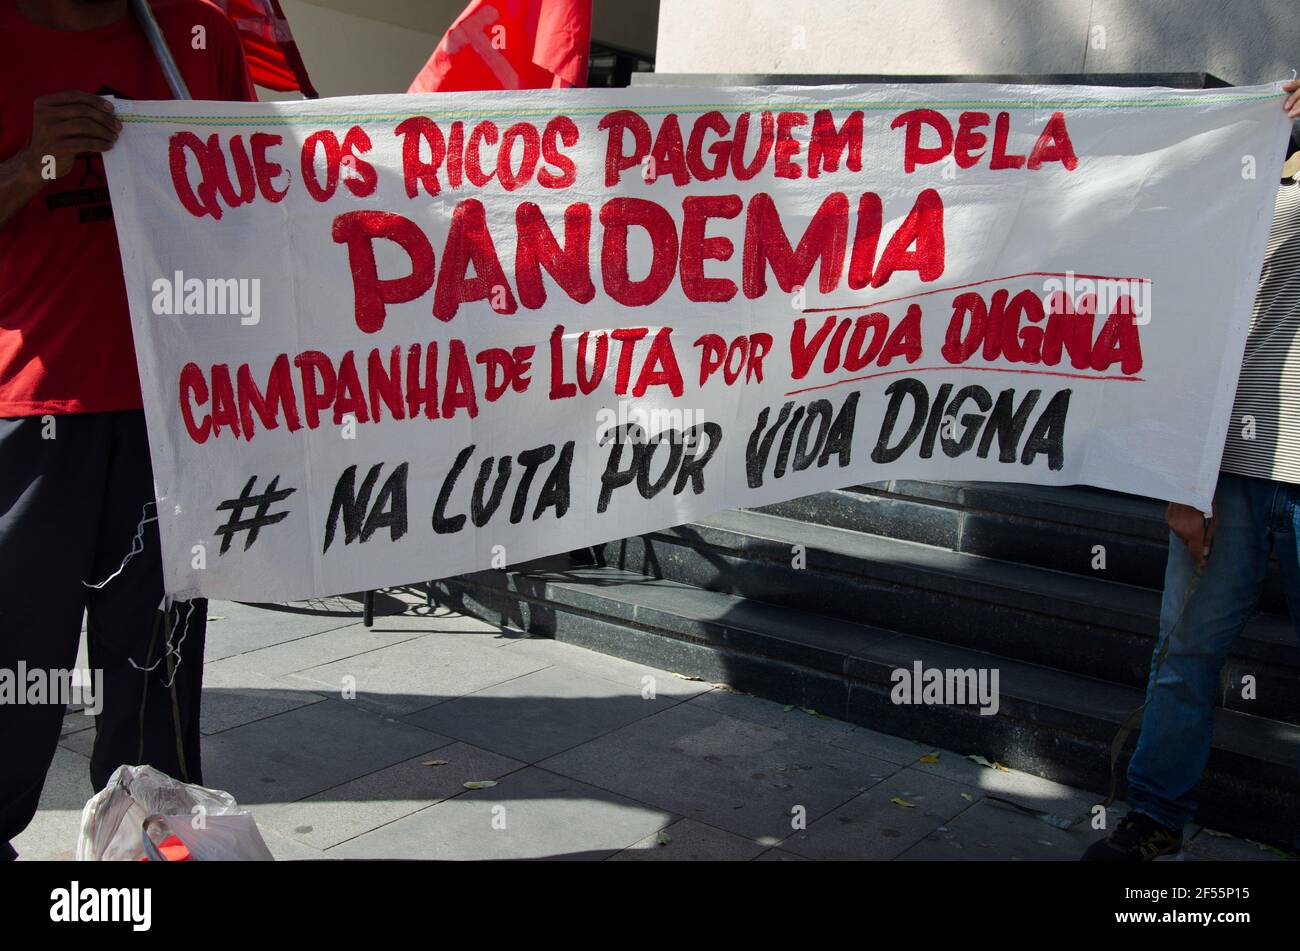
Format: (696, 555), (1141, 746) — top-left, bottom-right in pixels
(1219, 167), (1300, 484)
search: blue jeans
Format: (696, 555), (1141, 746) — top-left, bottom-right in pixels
(1127, 472), (1300, 832)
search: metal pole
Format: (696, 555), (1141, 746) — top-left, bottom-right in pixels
(131, 0), (360, 635)
(129, 0), (191, 100)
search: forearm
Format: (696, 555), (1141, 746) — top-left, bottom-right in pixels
(0, 148), (43, 230)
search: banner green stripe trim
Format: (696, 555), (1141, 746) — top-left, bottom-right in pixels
(117, 91), (1282, 126)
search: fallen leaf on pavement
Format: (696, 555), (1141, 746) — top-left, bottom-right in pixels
(919, 753), (940, 764)
(463, 780), (498, 790)
(423, 759), (449, 767)
(890, 797), (916, 809)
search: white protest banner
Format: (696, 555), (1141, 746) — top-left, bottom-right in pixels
(103, 82), (1291, 601)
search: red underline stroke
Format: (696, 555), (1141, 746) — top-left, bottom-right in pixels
(784, 364), (1145, 396)
(801, 271), (1153, 314)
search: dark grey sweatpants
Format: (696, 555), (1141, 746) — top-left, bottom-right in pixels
(0, 410), (206, 858)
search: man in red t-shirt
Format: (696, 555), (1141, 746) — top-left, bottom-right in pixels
(0, 0), (254, 859)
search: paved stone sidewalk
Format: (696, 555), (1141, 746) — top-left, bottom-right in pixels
(16, 591), (1287, 861)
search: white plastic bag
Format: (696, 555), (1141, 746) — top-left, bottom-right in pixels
(77, 764), (274, 861)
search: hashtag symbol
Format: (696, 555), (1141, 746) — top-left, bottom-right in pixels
(214, 474), (297, 554)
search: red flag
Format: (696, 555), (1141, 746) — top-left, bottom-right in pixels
(210, 0), (318, 96)
(408, 0), (591, 94)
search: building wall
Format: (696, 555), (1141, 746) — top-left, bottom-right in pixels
(269, 0), (444, 97)
(654, 0), (1298, 87)
(266, 0), (659, 99)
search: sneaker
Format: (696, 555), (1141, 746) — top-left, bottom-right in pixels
(1081, 811), (1183, 861)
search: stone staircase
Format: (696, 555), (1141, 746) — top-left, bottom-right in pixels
(431, 481), (1300, 848)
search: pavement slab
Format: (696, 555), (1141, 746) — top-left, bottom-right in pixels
(538, 700), (904, 843)
(897, 796), (1095, 861)
(611, 817), (769, 861)
(500, 635), (716, 700)
(253, 742), (525, 850)
(200, 697), (449, 805)
(12, 745), (96, 862)
(23, 599), (1290, 862)
(200, 665), (326, 736)
(403, 663), (693, 763)
(284, 632), (550, 717)
(326, 765), (672, 860)
(203, 599), (367, 660)
(686, 688), (932, 765)
(781, 766), (983, 860)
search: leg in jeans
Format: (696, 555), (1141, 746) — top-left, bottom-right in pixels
(86, 410), (207, 790)
(1267, 480), (1300, 847)
(1271, 484), (1300, 626)
(0, 414), (108, 857)
(1126, 473), (1274, 830)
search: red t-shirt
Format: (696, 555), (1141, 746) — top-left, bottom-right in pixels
(0, 0), (255, 416)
